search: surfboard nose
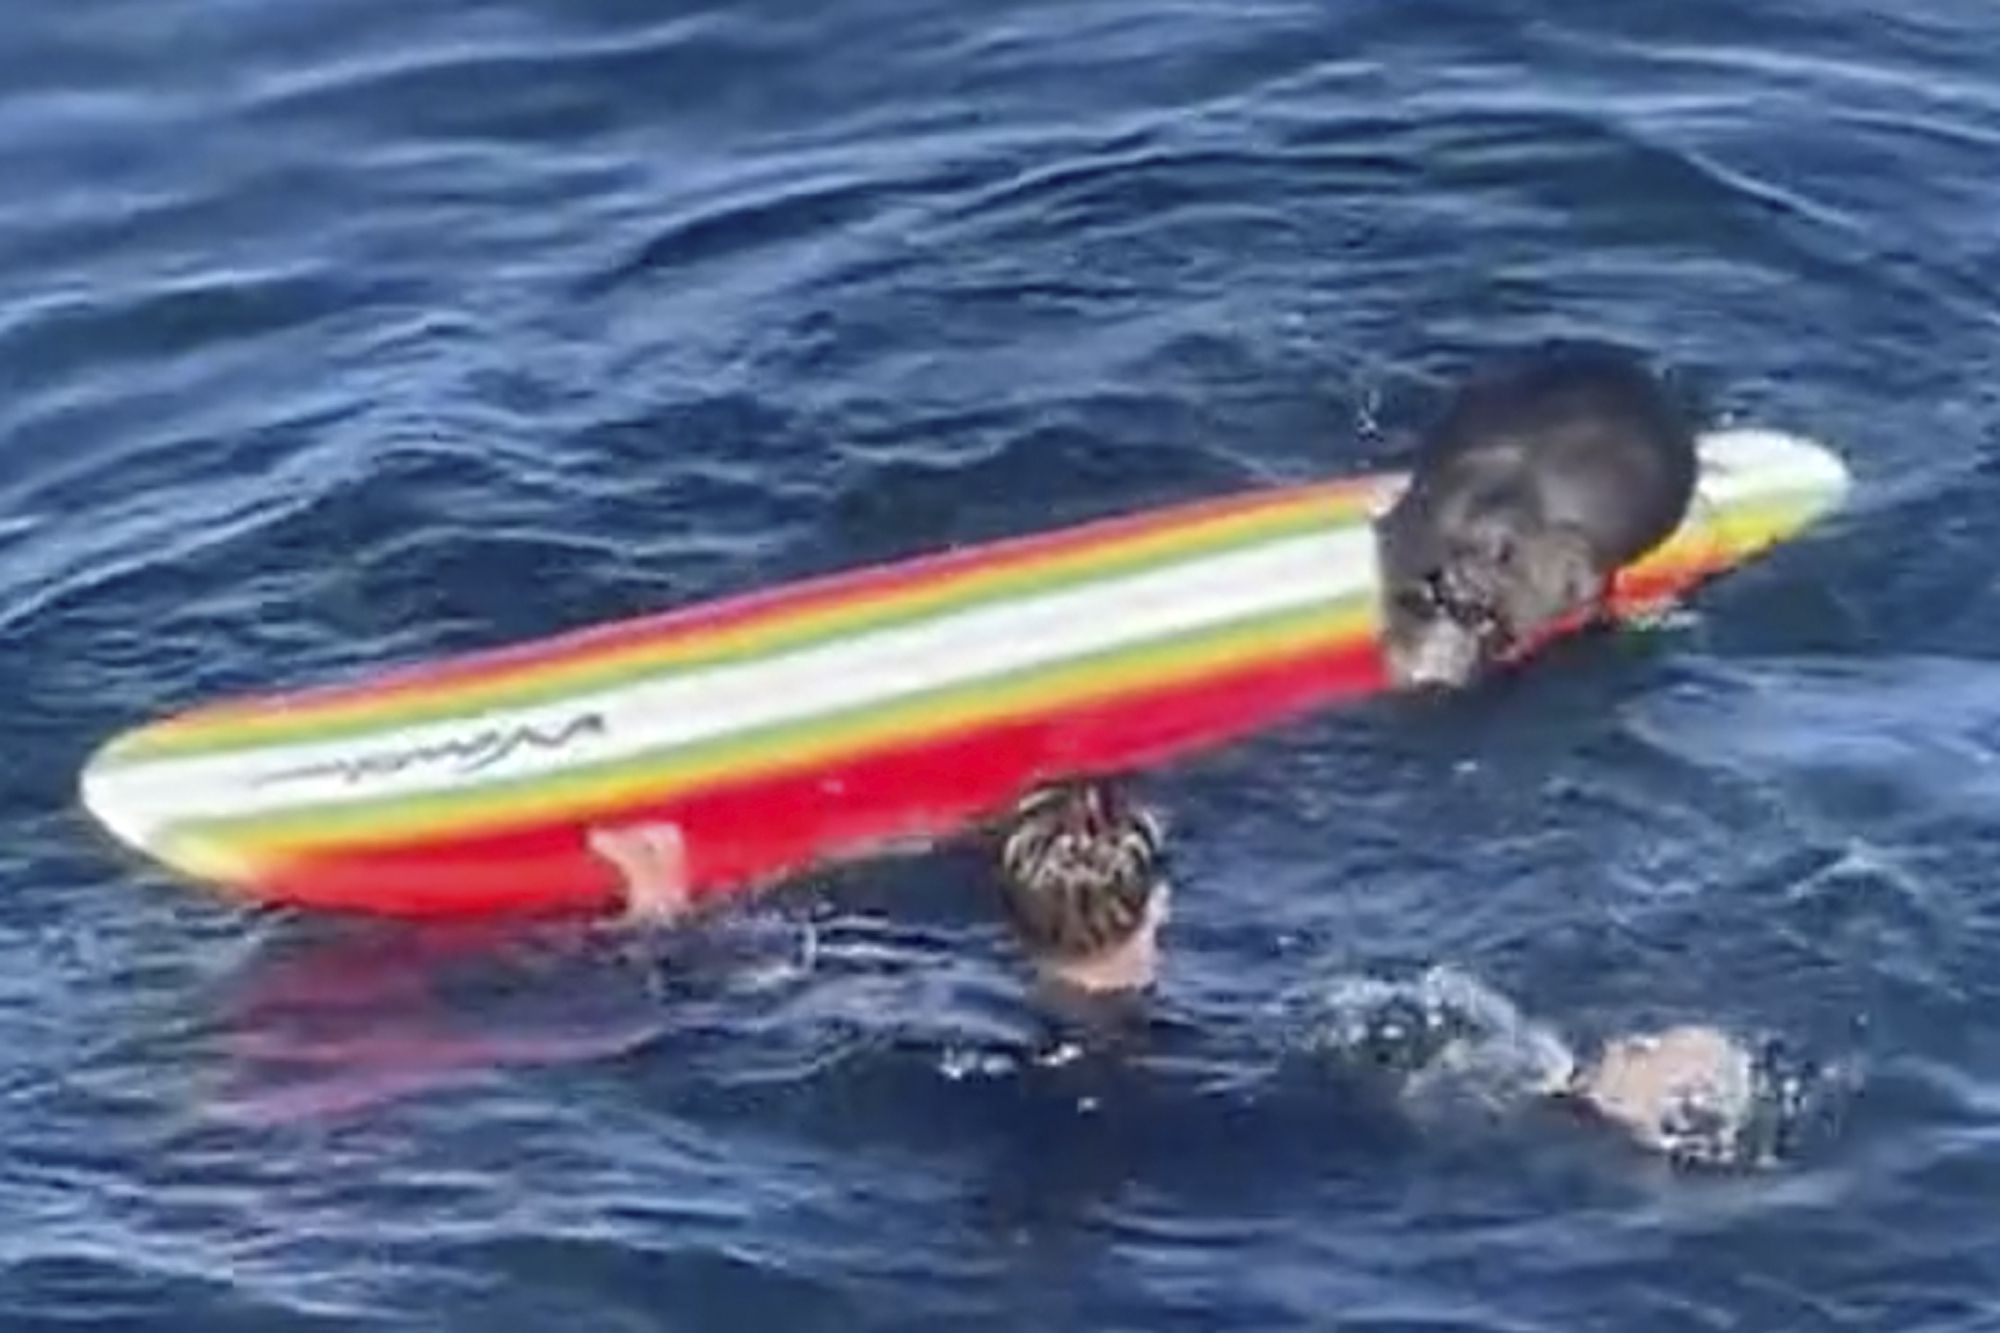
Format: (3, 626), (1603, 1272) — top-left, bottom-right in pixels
(1696, 428), (1852, 514)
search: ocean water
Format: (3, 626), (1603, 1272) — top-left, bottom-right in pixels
(5, 0), (2000, 1327)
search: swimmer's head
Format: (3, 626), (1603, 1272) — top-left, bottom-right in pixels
(996, 782), (1167, 993)
(1571, 1024), (1758, 1166)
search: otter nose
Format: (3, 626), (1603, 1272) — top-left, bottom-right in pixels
(1404, 658), (1459, 689)
(1398, 628), (1480, 690)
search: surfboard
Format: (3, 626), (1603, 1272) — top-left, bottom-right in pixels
(80, 428), (1849, 919)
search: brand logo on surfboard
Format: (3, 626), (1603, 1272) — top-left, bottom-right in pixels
(253, 711), (609, 790)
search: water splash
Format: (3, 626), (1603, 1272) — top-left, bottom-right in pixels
(1304, 964), (1578, 1111)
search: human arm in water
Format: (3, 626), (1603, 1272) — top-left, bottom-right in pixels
(1314, 968), (1801, 1167)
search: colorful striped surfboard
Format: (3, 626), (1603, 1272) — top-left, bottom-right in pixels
(80, 429), (1848, 919)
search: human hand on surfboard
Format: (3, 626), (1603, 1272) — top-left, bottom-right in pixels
(587, 823), (692, 926)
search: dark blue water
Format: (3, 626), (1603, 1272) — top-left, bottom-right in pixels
(6, 0), (2000, 1326)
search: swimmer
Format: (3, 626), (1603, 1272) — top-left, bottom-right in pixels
(993, 780), (1168, 995)
(1375, 342), (1699, 689)
(595, 809), (1813, 1166)
(989, 795), (1792, 1166)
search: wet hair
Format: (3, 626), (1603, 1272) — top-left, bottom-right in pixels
(996, 782), (1164, 961)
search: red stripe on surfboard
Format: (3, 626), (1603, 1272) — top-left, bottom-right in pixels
(171, 478), (1379, 726)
